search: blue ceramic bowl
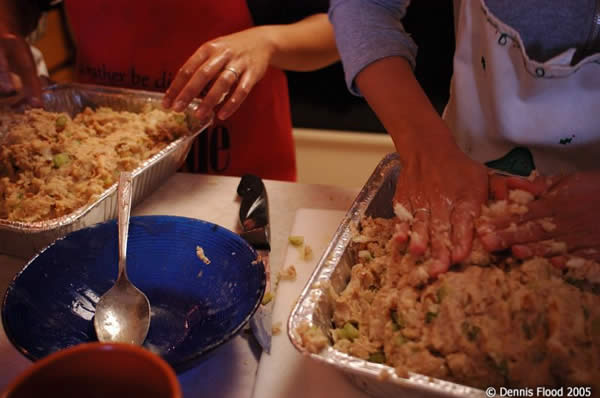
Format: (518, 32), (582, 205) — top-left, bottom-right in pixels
(2, 215), (266, 372)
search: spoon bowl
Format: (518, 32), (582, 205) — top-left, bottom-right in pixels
(93, 172), (151, 345)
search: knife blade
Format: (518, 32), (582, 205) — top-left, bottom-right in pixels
(237, 174), (272, 353)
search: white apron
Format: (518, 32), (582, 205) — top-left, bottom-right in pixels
(443, 0), (600, 175)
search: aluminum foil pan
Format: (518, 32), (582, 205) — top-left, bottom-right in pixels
(288, 153), (485, 398)
(0, 83), (210, 259)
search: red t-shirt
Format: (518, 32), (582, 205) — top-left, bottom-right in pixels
(63, 0), (297, 181)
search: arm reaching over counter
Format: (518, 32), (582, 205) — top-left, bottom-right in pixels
(330, 0), (600, 276)
(330, 0), (488, 277)
(162, 13), (338, 122)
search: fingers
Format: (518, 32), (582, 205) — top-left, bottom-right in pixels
(426, 203), (452, 277)
(173, 55), (230, 115)
(216, 72), (253, 120)
(0, 33), (42, 106)
(450, 203), (476, 263)
(194, 65), (245, 121)
(408, 207), (430, 256)
(489, 174), (509, 200)
(162, 48), (210, 109)
(0, 73), (23, 106)
(480, 220), (549, 252)
(0, 50), (17, 96)
(427, 220), (452, 277)
(511, 240), (567, 259)
(489, 173), (551, 200)
(504, 175), (550, 196)
(393, 181), (413, 245)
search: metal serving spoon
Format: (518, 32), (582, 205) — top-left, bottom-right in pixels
(94, 172), (151, 345)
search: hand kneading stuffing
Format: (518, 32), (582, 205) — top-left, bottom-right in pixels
(0, 106), (190, 222)
(301, 198), (600, 391)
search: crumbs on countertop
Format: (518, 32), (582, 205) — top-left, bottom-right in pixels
(288, 234), (314, 261)
(262, 291), (274, 305)
(303, 245), (314, 261)
(278, 265), (297, 282)
(288, 235), (304, 247)
(272, 322), (282, 336)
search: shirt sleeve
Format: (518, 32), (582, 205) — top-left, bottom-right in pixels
(329, 0), (417, 96)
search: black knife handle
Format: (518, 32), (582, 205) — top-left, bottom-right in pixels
(237, 173), (269, 232)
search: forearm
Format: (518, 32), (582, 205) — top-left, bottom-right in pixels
(0, 0), (44, 36)
(356, 57), (458, 157)
(262, 14), (338, 72)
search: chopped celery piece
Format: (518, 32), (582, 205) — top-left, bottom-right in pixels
(391, 310), (405, 330)
(338, 322), (359, 341)
(288, 235), (304, 247)
(261, 291), (274, 305)
(425, 311), (438, 324)
(55, 115), (68, 129)
(52, 153), (70, 168)
(368, 351), (386, 364)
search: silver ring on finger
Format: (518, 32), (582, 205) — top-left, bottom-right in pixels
(224, 66), (240, 80)
(413, 208), (431, 217)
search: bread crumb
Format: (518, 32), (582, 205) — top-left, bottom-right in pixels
(538, 218), (557, 232)
(279, 265), (297, 281)
(272, 322), (282, 336)
(296, 322), (328, 353)
(377, 369), (392, 381)
(196, 246), (211, 264)
(303, 245), (314, 261)
(508, 189), (534, 204)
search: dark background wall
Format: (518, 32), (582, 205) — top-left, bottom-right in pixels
(286, 0), (455, 133)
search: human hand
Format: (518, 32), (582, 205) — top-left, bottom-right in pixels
(478, 172), (600, 266)
(162, 26), (274, 122)
(0, 33), (42, 107)
(393, 144), (489, 277)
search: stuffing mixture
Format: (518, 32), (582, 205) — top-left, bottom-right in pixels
(313, 200), (600, 390)
(0, 106), (190, 222)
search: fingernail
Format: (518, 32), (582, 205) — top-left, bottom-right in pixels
(173, 100), (186, 112)
(217, 109), (230, 120)
(194, 105), (209, 121)
(480, 234), (501, 250)
(512, 244), (532, 259)
(30, 97), (43, 108)
(427, 259), (449, 277)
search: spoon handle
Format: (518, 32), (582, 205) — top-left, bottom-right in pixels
(118, 172), (133, 279)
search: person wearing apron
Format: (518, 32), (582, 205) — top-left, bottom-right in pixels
(0, 0), (337, 182)
(330, 0), (600, 275)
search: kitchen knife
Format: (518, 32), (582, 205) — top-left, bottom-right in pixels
(237, 174), (273, 353)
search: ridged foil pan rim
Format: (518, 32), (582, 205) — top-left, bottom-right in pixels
(0, 83), (210, 234)
(287, 153), (485, 397)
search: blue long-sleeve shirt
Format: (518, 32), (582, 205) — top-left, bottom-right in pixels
(329, 0), (597, 95)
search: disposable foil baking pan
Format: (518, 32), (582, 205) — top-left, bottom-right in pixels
(288, 153), (484, 398)
(0, 83), (210, 259)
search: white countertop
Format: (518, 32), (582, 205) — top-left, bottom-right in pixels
(0, 173), (358, 397)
